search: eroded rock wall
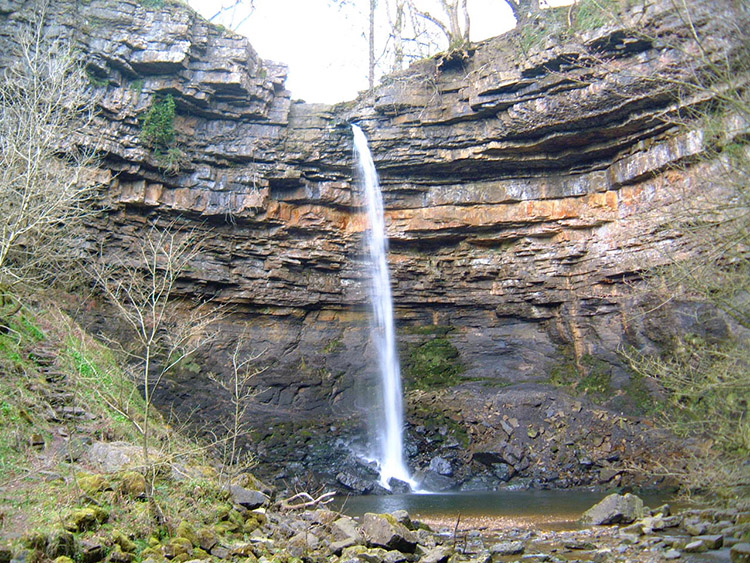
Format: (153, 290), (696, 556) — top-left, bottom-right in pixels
(2, 0), (746, 490)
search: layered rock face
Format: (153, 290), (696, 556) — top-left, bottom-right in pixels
(2, 0), (746, 490)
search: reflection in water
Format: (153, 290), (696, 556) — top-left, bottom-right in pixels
(333, 490), (673, 532)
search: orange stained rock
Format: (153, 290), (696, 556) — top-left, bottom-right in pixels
(386, 192), (621, 233)
(267, 201), (367, 233)
(315, 309), (368, 323)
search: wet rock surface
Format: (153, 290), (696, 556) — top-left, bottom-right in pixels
(1, 0), (747, 491)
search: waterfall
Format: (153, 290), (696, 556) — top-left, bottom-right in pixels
(352, 124), (414, 490)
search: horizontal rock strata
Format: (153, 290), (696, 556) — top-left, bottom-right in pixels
(2, 0), (746, 490)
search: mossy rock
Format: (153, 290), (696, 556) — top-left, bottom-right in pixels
(233, 473), (270, 495)
(139, 547), (163, 561)
(163, 537), (192, 559)
(227, 509), (245, 527)
(77, 473), (109, 495)
(111, 531), (136, 553)
(242, 517), (261, 534)
(63, 507), (109, 532)
(195, 528), (218, 552)
(22, 531), (47, 550)
(46, 529), (77, 559)
(118, 471), (146, 498)
(192, 548), (209, 560)
(243, 512), (267, 533)
(214, 505), (232, 521)
(108, 545), (134, 563)
(175, 521), (198, 546)
(214, 521), (240, 534)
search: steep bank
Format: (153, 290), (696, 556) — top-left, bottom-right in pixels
(1, 0), (747, 491)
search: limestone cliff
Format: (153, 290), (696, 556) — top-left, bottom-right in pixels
(1, 0), (746, 491)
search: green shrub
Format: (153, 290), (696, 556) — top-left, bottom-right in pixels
(140, 95), (186, 173)
(141, 94), (176, 151)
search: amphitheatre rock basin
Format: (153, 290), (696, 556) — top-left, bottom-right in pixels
(1, 0), (745, 492)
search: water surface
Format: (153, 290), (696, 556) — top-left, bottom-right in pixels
(333, 489), (673, 532)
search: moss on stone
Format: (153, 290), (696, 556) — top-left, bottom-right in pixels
(77, 472), (108, 495)
(175, 521), (197, 546)
(404, 336), (464, 390)
(111, 530), (136, 553)
(118, 471), (146, 498)
(548, 348), (612, 399)
(62, 506), (108, 532)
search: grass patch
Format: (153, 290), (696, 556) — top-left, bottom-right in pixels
(0, 296), (247, 554)
(517, 0), (625, 55)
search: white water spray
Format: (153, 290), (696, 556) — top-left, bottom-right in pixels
(352, 124), (414, 490)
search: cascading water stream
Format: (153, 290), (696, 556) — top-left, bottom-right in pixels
(352, 124), (414, 490)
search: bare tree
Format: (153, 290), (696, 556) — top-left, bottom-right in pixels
(92, 223), (223, 507)
(209, 0), (256, 31)
(409, 0), (470, 49)
(208, 336), (265, 487)
(0, 2), (100, 293)
(369, 0), (377, 88)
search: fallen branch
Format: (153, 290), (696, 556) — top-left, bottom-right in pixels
(277, 491), (335, 511)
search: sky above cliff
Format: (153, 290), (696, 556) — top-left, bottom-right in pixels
(188, 0), (571, 104)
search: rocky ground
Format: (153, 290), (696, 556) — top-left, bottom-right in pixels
(4, 471), (750, 563)
(245, 382), (679, 496)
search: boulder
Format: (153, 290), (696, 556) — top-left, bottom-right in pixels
(288, 532), (319, 557)
(695, 535), (724, 550)
(580, 493), (644, 526)
(459, 473), (499, 492)
(390, 510), (413, 530)
(118, 471), (146, 498)
(337, 472), (375, 494)
(175, 521), (198, 546)
(684, 540), (707, 553)
(420, 546), (452, 563)
(491, 463), (515, 482)
(46, 530), (77, 559)
(418, 470), (456, 492)
(428, 456), (452, 476)
(333, 516), (364, 543)
(162, 537), (192, 559)
(63, 507), (109, 532)
(108, 546), (134, 563)
(77, 473), (109, 495)
(111, 531), (136, 553)
(79, 539), (105, 563)
(195, 528), (218, 552)
(731, 543), (750, 563)
(85, 442), (142, 472)
(229, 485), (268, 509)
(489, 541), (524, 556)
(360, 513), (417, 553)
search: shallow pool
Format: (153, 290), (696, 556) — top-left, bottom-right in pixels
(332, 489), (673, 532)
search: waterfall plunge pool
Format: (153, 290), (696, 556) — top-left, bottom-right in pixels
(332, 489), (675, 532)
